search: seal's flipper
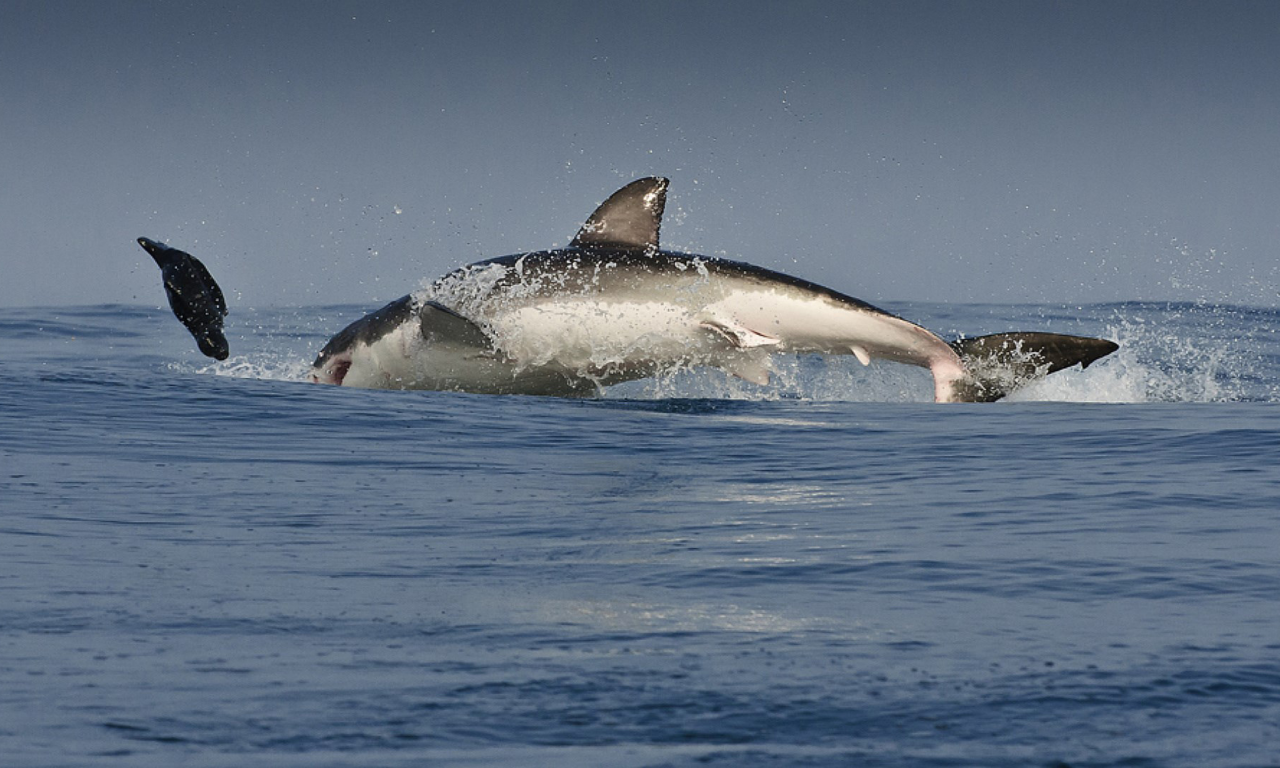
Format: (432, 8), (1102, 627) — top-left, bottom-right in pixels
(948, 332), (1119, 402)
(570, 177), (669, 251)
(193, 330), (229, 361)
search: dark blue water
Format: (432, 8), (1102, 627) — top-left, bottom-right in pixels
(3, 303), (1279, 767)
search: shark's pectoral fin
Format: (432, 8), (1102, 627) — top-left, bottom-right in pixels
(419, 301), (498, 357)
(700, 318), (782, 349)
(849, 345), (872, 366)
(718, 354), (773, 386)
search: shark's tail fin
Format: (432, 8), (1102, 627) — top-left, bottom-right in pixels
(944, 332), (1119, 403)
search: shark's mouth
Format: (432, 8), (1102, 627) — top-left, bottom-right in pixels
(311, 355), (351, 386)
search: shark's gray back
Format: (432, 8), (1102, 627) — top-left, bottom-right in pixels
(433, 248), (900, 320)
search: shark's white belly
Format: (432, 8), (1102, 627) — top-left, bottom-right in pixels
(485, 299), (712, 370)
(336, 278), (965, 397)
(484, 289), (949, 366)
(703, 290), (950, 363)
(466, 285), (959, 391)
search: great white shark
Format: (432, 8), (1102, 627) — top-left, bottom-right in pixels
(310, 177), (1118, 402)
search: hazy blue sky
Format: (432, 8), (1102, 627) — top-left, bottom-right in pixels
(2, 1), (1277, 308)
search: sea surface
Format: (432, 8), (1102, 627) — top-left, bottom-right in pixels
(2, 301), (1279, 767)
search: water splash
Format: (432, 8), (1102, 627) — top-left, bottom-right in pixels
(1083, 302), (1279, 403)
(196, 354), (313, 383)
(604, 356), (933, 402)
(173, 353), (312, 383)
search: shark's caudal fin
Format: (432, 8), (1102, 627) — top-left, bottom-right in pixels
(942, 332), (1119, 403)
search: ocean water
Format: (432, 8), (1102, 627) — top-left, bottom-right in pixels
(2, 301), (1279, 768)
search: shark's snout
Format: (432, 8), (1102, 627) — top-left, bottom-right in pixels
(311, 352), (352, 386)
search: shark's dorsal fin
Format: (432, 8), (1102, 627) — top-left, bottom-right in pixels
(570, 177), (669, 251)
